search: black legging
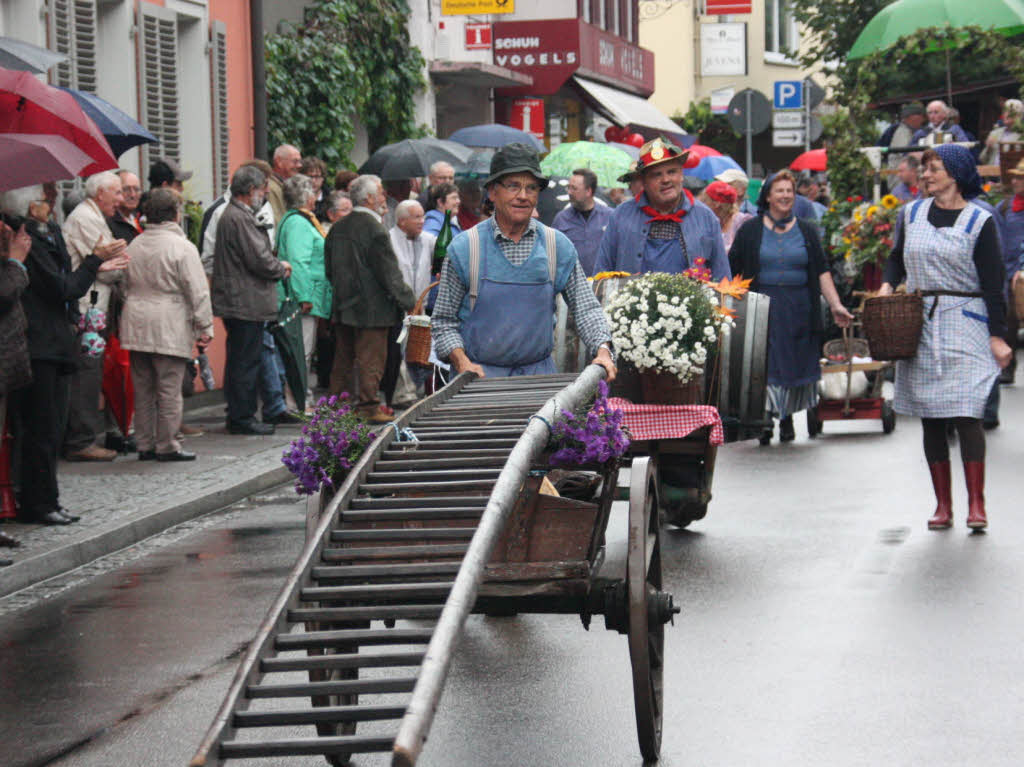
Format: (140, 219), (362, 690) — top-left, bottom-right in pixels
(922, 417), (985, 464)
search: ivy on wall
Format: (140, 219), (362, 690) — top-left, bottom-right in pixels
(264, 0), (426, 168)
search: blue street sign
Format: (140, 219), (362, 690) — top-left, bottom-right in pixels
(774, 80), (803, 110)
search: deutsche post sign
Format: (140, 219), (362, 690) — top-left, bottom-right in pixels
(442, 0), (514, 14)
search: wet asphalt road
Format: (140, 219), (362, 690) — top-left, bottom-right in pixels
(2, 383), (1023, 767)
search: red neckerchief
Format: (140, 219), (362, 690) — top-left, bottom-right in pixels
(909, 186), (919, 198)
(640, 189), (694, 224)
(1013, 194), (1024, 213)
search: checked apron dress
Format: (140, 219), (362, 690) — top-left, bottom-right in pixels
(894, 199), (1000, 419)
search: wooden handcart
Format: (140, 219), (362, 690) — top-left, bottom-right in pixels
(555, 279), (772, 528)
(191, 368), (678, 766)
(806, 325), (897, 437)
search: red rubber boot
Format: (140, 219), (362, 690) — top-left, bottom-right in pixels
(964, 461), (988, 530)
(927, 461), (953, 530)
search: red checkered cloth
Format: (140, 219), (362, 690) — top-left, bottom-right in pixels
(608, 398), (724, 445)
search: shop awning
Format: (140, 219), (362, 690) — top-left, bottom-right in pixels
(572, 76), (686, 137)
(430, 61), (532, 90)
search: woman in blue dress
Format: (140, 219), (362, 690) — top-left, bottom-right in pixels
(729, 170), (853, 443)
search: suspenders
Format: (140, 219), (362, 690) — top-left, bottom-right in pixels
(467, 223), (557, 311)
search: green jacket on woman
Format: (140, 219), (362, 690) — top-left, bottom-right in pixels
(276, 209), (332, 319)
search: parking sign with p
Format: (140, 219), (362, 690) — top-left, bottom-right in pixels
(774, 81), (802, 110)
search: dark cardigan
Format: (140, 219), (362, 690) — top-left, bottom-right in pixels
(727, 216), (830, 335)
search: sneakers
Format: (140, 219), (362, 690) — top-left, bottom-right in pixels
(65, 445), (117, 462)
(179, 423), (205, 437)
(364, 406), (395, 424)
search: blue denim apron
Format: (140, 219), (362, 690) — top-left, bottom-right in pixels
(461, 226), (558, 378)
(641, 235), (686, 274)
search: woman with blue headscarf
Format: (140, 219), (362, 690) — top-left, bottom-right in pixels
(729, 170), (853, 444)
(880, 144), (1012, 532)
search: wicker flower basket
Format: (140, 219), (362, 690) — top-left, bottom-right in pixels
(639, 370), (705, 405)
(405, 281), (439, 368)
(861, 294), (924, 361)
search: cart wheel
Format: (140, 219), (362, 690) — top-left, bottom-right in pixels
(627, 456), (665, 762)
(806, 408), (822, 438)
(882, 402), (897, 434)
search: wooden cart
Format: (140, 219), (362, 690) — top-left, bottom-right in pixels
(556, 280), (771, 528)
(191, 368), (678, 766)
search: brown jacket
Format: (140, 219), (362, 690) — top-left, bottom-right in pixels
(121, 222), (213, 360)
(211, 199), (288, 322)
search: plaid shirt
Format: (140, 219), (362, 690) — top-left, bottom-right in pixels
(432, 217), (612, 362)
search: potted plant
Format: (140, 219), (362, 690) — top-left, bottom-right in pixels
(281, 395), (375, 496)
(604, 269), (735, 405)
(547, 380), (631, 468)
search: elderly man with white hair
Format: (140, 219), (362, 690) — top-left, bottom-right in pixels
(267, 143), (303, 224)
(913, 100), (969, 146)
(387, 200), (436, 402)
(325, 175), (416, 422)
(416, 161), (456, 210)
(61, 171), (129, 461)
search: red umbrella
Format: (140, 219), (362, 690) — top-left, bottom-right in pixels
(0, 67), (116, 176)
(0, 133), (94, 191)
(790, 148), (828, 172)
(102, 335), (133, 440)
(682, 143), (721, 169)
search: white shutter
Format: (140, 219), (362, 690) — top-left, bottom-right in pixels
(137, 4), (181, 171)
(49, 0), (98, 93)
(210, 20), (230, 196)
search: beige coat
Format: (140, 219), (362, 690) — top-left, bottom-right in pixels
(120, 222), (214, 359)
(62, 197), (123, 314)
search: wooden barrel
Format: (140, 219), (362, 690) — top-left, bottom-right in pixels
(714, 291), (770, 439)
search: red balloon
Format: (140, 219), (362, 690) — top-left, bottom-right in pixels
(625, 132), (645, 147)
(604, 126), (623, 143)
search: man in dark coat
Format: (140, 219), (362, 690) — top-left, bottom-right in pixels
(107, 170), (144, 244)
(212, 165), (292, 435)
(325, 174), (416, 422)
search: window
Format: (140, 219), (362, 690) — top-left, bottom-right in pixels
(764, 0), (799, 62)
(49, 0), (97, 92)
(137, 3), (181, 170)
(210, 21), (229, 197)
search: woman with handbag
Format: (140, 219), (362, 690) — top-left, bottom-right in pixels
(729, 170), (853, 444)
(879, 144), (1012, 531)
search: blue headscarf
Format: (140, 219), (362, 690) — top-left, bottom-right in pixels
(932, 144), (983, 200)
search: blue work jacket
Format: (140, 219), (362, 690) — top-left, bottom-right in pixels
(594, 192), (731, 279)
(552, 203), (612, 276)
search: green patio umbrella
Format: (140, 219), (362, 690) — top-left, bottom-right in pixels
(848, 0), (1024, 102)
(539, 141), (633, 188)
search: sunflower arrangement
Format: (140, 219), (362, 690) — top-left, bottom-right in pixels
(824, 193), (901, 274)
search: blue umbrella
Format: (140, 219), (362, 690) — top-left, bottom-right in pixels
(690, 154), (743, 181)
(448, 123), (546, 153)
(57, 87), (156, 157)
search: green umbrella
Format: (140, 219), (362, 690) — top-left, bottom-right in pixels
(539, 141), (633, 188)
(848, 0), (1024, 101)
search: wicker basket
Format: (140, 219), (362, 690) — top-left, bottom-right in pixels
(861, 294), (923, 361)
(405, 281), (439, 368)
(639, 371), (705, 405)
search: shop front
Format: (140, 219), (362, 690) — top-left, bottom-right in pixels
(491, 18), (685, 148)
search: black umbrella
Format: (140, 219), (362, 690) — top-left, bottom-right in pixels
(358, 138), (472, 180)
(269, 281), (307, 413)
(0, 37), (67, 74)
(535, 175), (613, 226)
